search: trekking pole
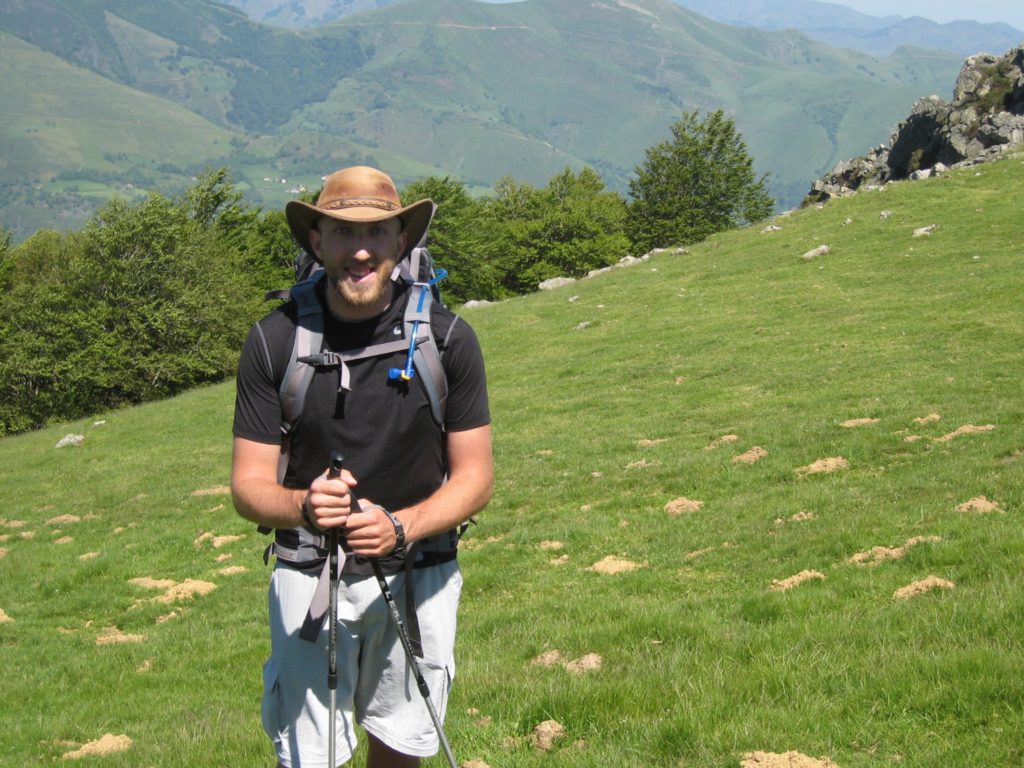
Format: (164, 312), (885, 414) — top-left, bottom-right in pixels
(337, 457), (459, 768)
(326, 452), (344, 768)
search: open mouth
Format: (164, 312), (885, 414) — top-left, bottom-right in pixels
(345, 265), (376, 283)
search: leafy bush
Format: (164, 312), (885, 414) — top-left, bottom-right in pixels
(0, 170), (268, 436)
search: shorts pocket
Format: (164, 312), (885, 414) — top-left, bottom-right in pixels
(260, 657), (282, 744)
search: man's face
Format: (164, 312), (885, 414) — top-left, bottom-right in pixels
(309, 216), (407, 311)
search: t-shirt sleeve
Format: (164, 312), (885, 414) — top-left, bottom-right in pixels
(440, 314), (490, 433)
(233, 320), (285, 445)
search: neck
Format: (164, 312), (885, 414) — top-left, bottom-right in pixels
(325, 279), (395, 322)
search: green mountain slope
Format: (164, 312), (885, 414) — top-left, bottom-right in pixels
(1, 154), (1022, 766)
(304, 0), (963, 204)
(3, 0), (963, 210)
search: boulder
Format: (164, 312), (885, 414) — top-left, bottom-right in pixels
(800, 245), (830, 260)
(538, 277), (576, 291)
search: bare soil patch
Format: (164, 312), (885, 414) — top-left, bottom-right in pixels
(791, 511), (815, 522)
(955, 496), (1002, 513)
(625, 459), (659, 469)
(705, 434), (739, 450)
(894, 575), (955, 599)
(54, 536), (73, 545)
(741, 751), (839, 768)
(915, 413), (941, 424)
(46, 515), (80, 525)
(217, 566), (248, 575)
(0, 608), (13, 623)
(78, 552), (100, 561)
(191, 485), (231, 496)
(212, 534), (245, 548)
(137, 659), (152, 673)
(587, 555), (645, 574)
(193, 532), (214, 548)
(6, 520), (27, 528)
(550, 555), (569, 566)
(0, 548), (7, 558)
(536, 450), (553, 455)
(530, 649), (564, 668)
(565, 653), (602, 673)
(840, 418), (878, 427)
(795, 457), (847, 478)
(62, 734), (133, 759)
(638, 438), (670, 446)
(129, 577), (176, 589)
(769, 570), (825, 592)
(460, 761), (491, 768)
(460, 535), (505, 551)
(20, 531), (35, 539)
(733, 447), (767, 464)
(849, 536), (941, 565)
(473, 716), (492, 728)
(539, 541), (563, 550)
(0, 534), (7, 541)
(216, 553), (233, 562)
(532, 720), (566, 752)
(665, 497), (703, 514)
(155, 579), (217, 604)
(156, 612), (178, 624)
(96, 627), (146, 646)
(904, 435), (927, 443)
(935, 424), (995, 443)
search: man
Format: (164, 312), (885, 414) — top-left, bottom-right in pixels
(231, 166), (492, 768)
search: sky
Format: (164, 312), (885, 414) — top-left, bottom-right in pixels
(838, 0), (1024, 30)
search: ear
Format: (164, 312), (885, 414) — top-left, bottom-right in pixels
(308, 225), (322, 260)
(397, 230), (408, 255)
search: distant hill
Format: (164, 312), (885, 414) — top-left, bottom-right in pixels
(214, 0), (1024, 57)
(674, 0), (1024, 57)
(0, 0), (965, 230)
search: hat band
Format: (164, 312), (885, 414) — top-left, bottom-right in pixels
(321, 197), (399, 212)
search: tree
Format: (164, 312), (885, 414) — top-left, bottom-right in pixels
(626, 110), (774, 253)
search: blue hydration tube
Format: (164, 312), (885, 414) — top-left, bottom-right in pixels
(389, 269), (448, 381)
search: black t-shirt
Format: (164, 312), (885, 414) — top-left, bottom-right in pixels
(233, 280), (489, 566)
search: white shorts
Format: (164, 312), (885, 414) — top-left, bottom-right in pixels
(262, 559), (462, 768)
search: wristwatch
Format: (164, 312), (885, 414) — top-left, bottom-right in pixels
(382, 508), (405, 550)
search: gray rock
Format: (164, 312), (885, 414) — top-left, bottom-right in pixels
(760, 224), (783, 234)
(615, 256), (642, 268)
(572, 321), (591, 331)
(910, 168), (933, 181)
(586, 267), (613, 278)
(880, 211), (892, 220)
(800, 245), (830, 260)
(538, 277), (577, 290)
(461, 300), (492, 309)
(56, 434), (85, 448)
(913, 225), (940, 237)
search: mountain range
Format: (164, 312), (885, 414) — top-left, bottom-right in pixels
(0, 0), (966, 238)
(219, 0), (1024, 56)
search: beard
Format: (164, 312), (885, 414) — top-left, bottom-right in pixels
(330, 256), (397, 309)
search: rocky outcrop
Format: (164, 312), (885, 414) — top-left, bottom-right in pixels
(804, 42), (1024, 205)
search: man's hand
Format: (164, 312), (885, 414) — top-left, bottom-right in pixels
(344, 504), (399, 557)
(306, 469), (358, 530)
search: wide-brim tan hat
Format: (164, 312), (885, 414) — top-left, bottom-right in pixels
(285, 166), (433, 260)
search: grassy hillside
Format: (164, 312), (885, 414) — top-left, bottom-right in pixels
(2, 154), (1022, 766)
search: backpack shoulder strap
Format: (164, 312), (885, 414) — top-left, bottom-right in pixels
(276, 274), (326, 484)
(405, 282), (448, 426)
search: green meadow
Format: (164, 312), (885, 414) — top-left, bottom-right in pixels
(1, 156), (1022, 766)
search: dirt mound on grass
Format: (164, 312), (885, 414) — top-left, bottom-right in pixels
(638, 438), (670, 446)
(768, 570), (825, 592)
(741, 751), (839, 767)
(62, 734), (133, 759)
(795, 457), (847, 478)
(46, 515), (80, 525)
(530, 649), (564, 667)
(539, 541), (563, 550)
(460, 760), (491, 768)
(0, 548), (8, 558)
(665, 497), (703, 514)
(705, 434), (738, 450)
(848, 536), (941, 565)
(78, 552), (100, 561)
(935, 424), (995, 443)
(129, 577), (176, 589)
(955, 496), (1002, 513)
(0, 608), (13, 622)
(155, 579), (217, 604)
(840, 418), (878, 427)
(915, 413), (941, 424)
(54, 537), (73, 545)
(893, 575), (955, 599)
(564, 653), (602, 673)
(587, 555), (645, 574)
(96, 627), (145, 646)
(550, 555), (569, 565)
(733, 447), (767, 464)
(532, 720), (566, 752)
(217, 566), (247, 576)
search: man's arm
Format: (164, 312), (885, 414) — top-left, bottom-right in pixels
(231, 437), (355, 530)
(343, 424), (493, 557)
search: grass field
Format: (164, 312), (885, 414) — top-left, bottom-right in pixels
(1, 155), (1022, 766)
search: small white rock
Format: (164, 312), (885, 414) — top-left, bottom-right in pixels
(800, 245), (831, 260)
(913, 225), (939, 237)
(56, 434), (85, 449)
(880, 211), (892, 220)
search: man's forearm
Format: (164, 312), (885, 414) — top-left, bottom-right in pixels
(232, 475), (307, 530)
(395, 467), (492, 543)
